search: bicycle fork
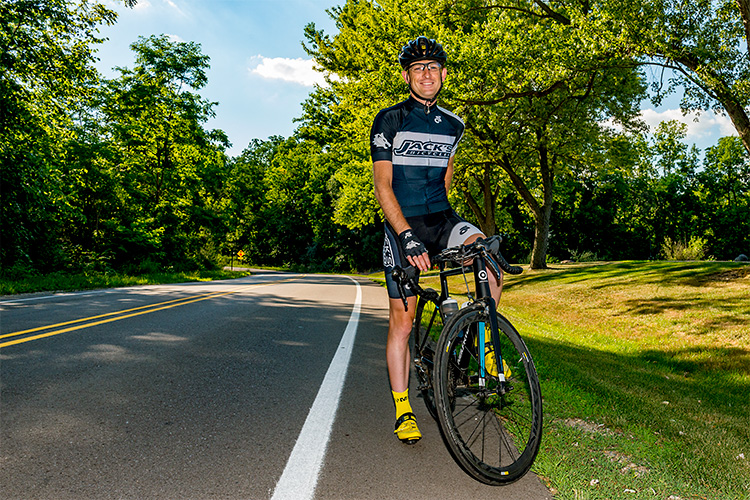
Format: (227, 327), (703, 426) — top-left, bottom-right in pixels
(474, 258), (506, 387)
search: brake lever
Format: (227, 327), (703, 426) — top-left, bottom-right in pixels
(392, 266), (414, 312)
(398, 281), (409, 312)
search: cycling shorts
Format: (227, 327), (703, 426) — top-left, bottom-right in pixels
(382, 210), (483, 299)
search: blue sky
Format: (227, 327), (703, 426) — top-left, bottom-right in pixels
(96, 0), (338, 156)
(95, 0), (736, 157)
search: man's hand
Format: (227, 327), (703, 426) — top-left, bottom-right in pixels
(398, 229), (430, 271)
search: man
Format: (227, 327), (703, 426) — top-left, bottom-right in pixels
(370, 36), (502, 444)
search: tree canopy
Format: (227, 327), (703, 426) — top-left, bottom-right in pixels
(1, 0), (748, 279)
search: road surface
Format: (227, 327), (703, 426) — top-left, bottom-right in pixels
(0, 271), (552, 499)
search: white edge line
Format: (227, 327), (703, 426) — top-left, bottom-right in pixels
(270, 276), (362, 500)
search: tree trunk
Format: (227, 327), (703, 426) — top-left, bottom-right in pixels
(496, 148), (553, 269)
(530, 136), (555, 269)
(530, 197), (552, 269)
(709, 82), (750, 155)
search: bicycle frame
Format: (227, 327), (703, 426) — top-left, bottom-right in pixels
(394, 237), (520, 386)
(434, 254), (505, 383)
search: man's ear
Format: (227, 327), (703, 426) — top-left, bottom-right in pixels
(402, 70), (410, 84)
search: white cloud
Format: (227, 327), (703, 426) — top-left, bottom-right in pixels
(163, 0), (187, 16)
(250, 56), (328, 87)
(639, 108), (736, 140)
(105, 0), (186, 15)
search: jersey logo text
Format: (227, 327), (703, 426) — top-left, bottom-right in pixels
(394, 140), (453, 158)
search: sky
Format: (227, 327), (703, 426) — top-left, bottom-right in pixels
(94, 0), (737, 158)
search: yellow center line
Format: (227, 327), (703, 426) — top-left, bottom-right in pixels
(0, 277), (299, 349)
(0, 291), (225, 340)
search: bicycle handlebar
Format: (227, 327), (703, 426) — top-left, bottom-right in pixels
(433, 236), (524, 275)
(391, 235), (523, 311)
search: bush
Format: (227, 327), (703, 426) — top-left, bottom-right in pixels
(661, 236), (710, 260)
(568, 249), (601, 262)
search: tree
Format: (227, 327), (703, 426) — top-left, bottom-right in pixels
(699, 136), (750, 258)
(101, 35), (229, 269)
(227, 134), (381, 272)
(304, 0), (647, 268)
(0, 0), (117, 272)
(601, 0), (750, 154)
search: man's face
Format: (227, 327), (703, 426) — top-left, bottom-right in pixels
(402, 60), (448, 101)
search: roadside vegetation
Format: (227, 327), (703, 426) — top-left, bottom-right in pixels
(412, 260), (749, 500)
(0, 268), (251, 296)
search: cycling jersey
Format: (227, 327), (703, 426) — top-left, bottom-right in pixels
(370, 97), (465, 218)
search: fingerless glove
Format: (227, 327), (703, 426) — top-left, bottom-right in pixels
(398, 229), (427, 258)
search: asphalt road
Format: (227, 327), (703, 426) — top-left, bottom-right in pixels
(0, 272), (553, 499)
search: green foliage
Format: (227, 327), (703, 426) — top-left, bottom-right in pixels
(568, 249), (601, 263)
(94, 34), (230, 270)
(661, 236), (711, 261)
(2, 0), (749, 282)
(1, 10), (230, 277)
(225, 136), (382, 272)
(1, 0), (117, 271)
(598, 0), (750, 153)
(304, 0), (650, 269)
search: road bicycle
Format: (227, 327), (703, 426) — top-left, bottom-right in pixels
(392, 236), (543, 485)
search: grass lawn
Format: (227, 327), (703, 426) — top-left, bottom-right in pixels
(415, 260), (749, 500)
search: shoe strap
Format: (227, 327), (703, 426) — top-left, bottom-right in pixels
(394, 412), (417, 430)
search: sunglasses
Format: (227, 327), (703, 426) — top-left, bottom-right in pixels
(408, 62), (443, 73)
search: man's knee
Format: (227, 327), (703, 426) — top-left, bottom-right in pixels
(389, 298), (416, 337)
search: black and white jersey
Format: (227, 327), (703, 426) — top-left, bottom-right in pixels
(370, 97), (465, 218)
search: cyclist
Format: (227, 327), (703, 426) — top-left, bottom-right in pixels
(371, 36), (502, 444)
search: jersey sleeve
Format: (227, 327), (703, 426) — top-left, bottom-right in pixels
(370, 108), (398, 163)
(441, 108), (465, 159)
(451, 123), (465, 158)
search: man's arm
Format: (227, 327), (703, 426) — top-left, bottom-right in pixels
(373, 160), (431, 271)
(373, 160), (409, 234)
(444, 156), (455, 196)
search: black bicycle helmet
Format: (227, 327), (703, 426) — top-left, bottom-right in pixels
(399, 36), (447, 69)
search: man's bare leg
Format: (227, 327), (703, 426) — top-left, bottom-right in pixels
(387, 295), (421, 443)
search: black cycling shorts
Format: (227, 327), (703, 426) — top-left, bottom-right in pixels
(382, 210), (482, 299)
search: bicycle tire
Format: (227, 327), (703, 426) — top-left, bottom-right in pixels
(434, 304), (543, 485)
(411, 296), (440, 421)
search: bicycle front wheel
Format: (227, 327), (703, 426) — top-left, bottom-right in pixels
(434, 304), (543, 485)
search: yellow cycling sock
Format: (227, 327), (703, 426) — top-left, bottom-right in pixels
(392, 389), (421, 444)
(392, 389), (413, 418)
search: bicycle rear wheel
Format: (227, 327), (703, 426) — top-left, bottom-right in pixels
(434, 304), (543, 485)
(411, 296), (440, 420)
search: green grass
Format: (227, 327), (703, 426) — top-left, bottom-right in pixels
(0, 268), (253, 296)
(409, 261), (750, 499)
